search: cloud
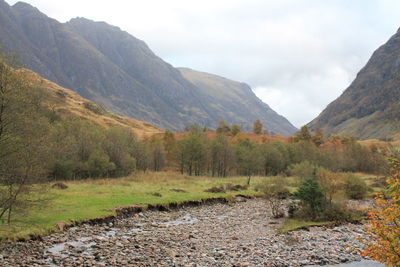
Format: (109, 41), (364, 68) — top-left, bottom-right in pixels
(6, 0), (400, 127)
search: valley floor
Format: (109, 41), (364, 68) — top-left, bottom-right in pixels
(0, 198), (370, 267)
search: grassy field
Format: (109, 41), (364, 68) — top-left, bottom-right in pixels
(0, 172), (267, 241)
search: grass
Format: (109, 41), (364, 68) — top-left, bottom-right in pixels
(278, 219), (332, 233)
(0, 172), (266, 241)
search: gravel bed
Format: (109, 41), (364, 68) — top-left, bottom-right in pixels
(0, 198), (369, 266)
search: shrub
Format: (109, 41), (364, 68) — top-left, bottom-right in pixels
(225, 183), (248, 191)
(204, 186), (225, 193)
(293, 177), (326, 220)
(51, 182), (68, 190)
(321, 202), (360, 222)
(261, 177), (290, 218)
(343, 174), (368, 199)
(287, 161), (318, 179)
(316, 167), (343, 202)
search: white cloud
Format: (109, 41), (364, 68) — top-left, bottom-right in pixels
(5, 0), (400, 127)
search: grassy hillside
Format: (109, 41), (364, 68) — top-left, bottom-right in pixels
(19, 68), (162, 138)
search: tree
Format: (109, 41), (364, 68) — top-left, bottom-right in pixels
(209, 133), (234, 177)
(312, 126), (324, 147)
(216, 120), (230, 134)
(163, 130), (176, 165)
(253, 119), (263, 135)
(175, 130), (207, 176)
(294, 126), (312, 142)
(363, 158), (400, 265)
(231, 124), (241, 136)
(149, 136), (166, 171)
(316, 167), (342, 203)
(260, 144), (285, 176)
(235, 138), (262, 185)
(0, 54), (50, 223)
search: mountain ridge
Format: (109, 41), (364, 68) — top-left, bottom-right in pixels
(0, 0), (297, 135)
(308, 27), (400, 139)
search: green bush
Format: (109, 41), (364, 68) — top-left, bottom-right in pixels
(293, 177), (325, 220)
(287, 161), (318, 179)
(343, 174), (369, 199)
(321, 202), (359, 222)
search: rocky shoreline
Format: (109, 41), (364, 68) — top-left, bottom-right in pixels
(0, 198), (369, 267)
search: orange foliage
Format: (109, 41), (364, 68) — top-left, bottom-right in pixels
(362, 157), (400, 266)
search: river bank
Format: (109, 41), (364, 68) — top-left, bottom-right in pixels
(0, 198), (372, 266)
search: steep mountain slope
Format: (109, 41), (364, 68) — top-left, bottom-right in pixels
(179, 68), (297, 135)
(20, 68), (162, 138)
(0, 0), (297, 135)
(308, 28), (400, 139)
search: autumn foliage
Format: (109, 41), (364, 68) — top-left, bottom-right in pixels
(363, 157), (400, 266)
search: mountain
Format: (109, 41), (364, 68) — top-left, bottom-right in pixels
(308, 28), (400, 140)
(179, 68), (296, 134)
(20, 68), (162, 137)
(0, 0), (297, 135)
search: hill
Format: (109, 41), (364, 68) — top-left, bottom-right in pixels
(0, 0), (297, 135)
(308, 28), (400, 139)
(19, 68), (162, 138)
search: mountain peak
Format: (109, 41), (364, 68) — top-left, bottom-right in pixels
(308, 27), (400, 140)
(0, 1), (297, 135)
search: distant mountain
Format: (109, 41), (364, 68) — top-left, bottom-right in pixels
(0, 0), (297, 135)
(308, 28), (400, 140)
(179, 68), (297, 135)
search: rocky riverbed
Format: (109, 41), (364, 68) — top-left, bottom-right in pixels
(0, 198), (371, 267)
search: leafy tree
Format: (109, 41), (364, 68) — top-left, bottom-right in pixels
(163, 130), (176, 164)
(253, 119), (263, 135)
(363, 157), (400, 265)
(216, 120), (230, 134)
(235, 138), (262, 185)
(294, 126), (312, 142)
(0, 55), (50, 223)
(175, 130), (207, 176)
(316, 167), (342, 203)
(103, 128), (137, 176)
(149, 136), (166, 171)
(209, 133), (234, 177)
(231, 124), (241, 136)
(312, 126), (324, 147)
(260, 143), (285, 176)
(363, 158), (400, 266)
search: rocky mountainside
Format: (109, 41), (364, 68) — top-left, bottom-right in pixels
(0, 1), (297, 135)
(179, 68), (296, 134)
(308, 28), (400, 140)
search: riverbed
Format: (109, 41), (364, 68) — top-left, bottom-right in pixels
(0, 198), (376, 266)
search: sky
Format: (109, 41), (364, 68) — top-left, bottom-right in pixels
(5, 0), (400, 127)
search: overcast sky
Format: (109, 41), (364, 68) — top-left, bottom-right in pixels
(6, 0), (400, 127)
